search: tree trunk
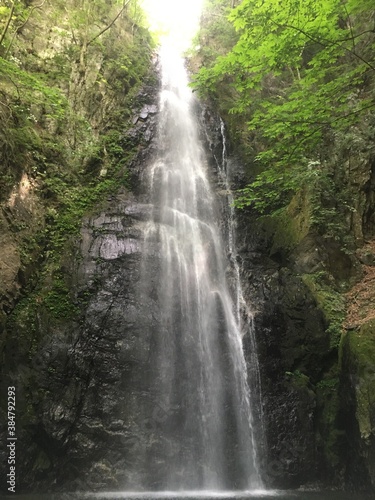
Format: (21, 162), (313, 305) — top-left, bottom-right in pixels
(0, 1), (15, 50)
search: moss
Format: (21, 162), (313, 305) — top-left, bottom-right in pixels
(302, 272), (346, 348)
(6, 295), (38, 344)
(346, 319), (375, 440)
(274, 190), (311, 249)
(41, 276), (79, 320)
(44, 169), (131, 256)
(285, 369), (311, 389)
(316, 373), (342, 467)
(33, 451), (51, 472)
(316, 376), (339, 390)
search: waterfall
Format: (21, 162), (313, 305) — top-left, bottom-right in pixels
(135, 44), (263, 492)
(211, 117), (266, 456)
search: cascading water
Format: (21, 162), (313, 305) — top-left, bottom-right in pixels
(135, 45), (263, 492)
(211, 118), (265, 450)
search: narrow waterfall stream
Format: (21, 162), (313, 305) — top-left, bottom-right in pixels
(136, 45), (262, 491)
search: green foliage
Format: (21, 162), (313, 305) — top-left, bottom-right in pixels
(191, 0), (238, 65)
(64, 0), (132, 40)
(192, 0), (375, 240)
(0, 57), (66, 99)
(0, 57), (67, 130)
(100, 30), (153, 95)
(235, 162), (315, 213)
(285, 369), (311, 390)
(0, 0), (30, 56)
(0, 0), (152, 200)
(316, 377), (339, 390)
(285, 369), (304, 378)
(1, 0), (153, 330)
(308, 167), (356, 248)
(0, 56), (68, 197)
(42, 275), (79, 319)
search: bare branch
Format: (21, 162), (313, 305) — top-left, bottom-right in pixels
(71, 28), (78, 46)
(87, 0), (132, 47)
(0, 98), (14, 125)
(271, 20), (375, 72)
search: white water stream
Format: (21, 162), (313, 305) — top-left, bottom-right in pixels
(137, 45), (262, 491)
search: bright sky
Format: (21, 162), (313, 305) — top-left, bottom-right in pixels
(141, 0), (204, 49)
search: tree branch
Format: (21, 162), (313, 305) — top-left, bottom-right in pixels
(0, 97), (13, 125)
(343, 4), (355, 52)
(71, 28), (78, 46)
(285, 100), (375, 163)
(271, 20), (375, 72)
(87, 0), (132, 47)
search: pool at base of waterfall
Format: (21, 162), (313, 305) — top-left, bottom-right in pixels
(5, 490), (373, 500)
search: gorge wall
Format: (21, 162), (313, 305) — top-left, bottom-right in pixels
(0, 0), (154, 335)
(0, 0), (157, 492)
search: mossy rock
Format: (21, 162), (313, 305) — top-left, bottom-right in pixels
(33, 450), (51, 472)
(346, 319), (375, 441)
(302, 272), (345, 348)
(271, 188), (312, 252)
(285, 370), (311, 390)
(316, 375), (342, 468)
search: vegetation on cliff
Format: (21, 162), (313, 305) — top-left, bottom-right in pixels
(0, 0), (152, 195)
(0, 1), (157, 491)
(192, 0), (375, 243)
(191, 0), (375, 355)
(0, 0), (154, 329)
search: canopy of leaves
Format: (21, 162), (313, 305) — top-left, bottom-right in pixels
(192, 0), (375, 218)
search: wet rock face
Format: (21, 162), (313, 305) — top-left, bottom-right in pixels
(242, 265), (328, 488)
(0, 76), (160, 494)
(233, 226), (327, 488)
(43, 198), (153, 491)
(340, 319), (375, 492)
(14, 200), (159, 492)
